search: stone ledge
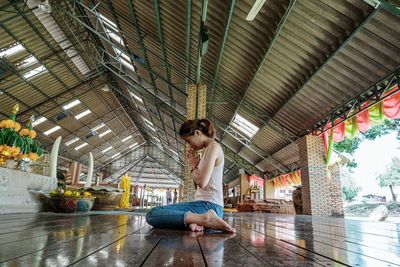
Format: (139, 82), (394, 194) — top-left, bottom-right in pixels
(0, 167), (57, 214)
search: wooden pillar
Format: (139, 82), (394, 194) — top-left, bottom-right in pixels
(69, 162), (82, 185)
(183, 83), (207, 201)
(183, 84), (197, 202)
(223, 184), (229, 198)
(264, 180), (275, 199)
(179, 184), (183, 203)
(240, 173), (249, 201)
(298, 135), (344, 216)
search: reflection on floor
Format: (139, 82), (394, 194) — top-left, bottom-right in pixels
(1, 211), (400, 266)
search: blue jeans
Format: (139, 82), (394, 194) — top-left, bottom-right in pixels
(146, 201), (223, 229)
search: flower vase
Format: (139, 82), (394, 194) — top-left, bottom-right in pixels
(14, 159), (28, 172)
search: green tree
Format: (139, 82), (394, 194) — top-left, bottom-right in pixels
(376, 157), (400, 202)
(340, 167), (361, 202)
(334, 119), (400, 155)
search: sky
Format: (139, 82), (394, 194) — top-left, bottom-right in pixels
(349, 132), (400, 199)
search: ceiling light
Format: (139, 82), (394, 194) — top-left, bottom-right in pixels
(99, 129), (112, 138)
(65, 137), (79, 146)
(0, 43), (25, 57)
(111, 152), (121, 158)
(44, 125), (61, 136)
(102, 146), (113, 153)
(63, 99), (81, 110)
(32, 116), (47, 127)
(246, 0), (267, 21)
(129, 142), (138, 149)
(75, 109), (91, 120)
(91, 123), (105, 132)
(122, 136), (132, 142)
(75, 143), (88, 150)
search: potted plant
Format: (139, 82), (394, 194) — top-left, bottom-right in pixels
(48, 188), (95, 213)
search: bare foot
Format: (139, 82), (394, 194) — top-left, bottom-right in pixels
(189, 223), (204, 232)
(202, 210), (236, 233)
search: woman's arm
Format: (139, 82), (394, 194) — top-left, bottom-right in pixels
(191, 144), (220, 189)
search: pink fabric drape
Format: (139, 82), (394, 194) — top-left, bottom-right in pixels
(322, 85), (399, 146)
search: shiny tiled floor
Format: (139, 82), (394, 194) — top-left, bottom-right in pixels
(0, 212), (400, 266)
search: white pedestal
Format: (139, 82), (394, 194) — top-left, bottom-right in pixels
(0, 167), (57, 214)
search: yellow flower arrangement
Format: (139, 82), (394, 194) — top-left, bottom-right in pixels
(17, 153), (29, 160)
(28, 152), (39, 161)
(19, 128), (36, 139)
(83, 192), (92, 197)
(0, 145), (21, 157)
(73, 191), (80, 197)
(64, 191), (72, 197)
(0, 119), (21, 131)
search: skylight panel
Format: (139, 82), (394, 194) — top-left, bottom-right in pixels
(130, 92), (143, 103)
(122, 136), (132, 142)
(107, 30), (124, 45)
(75, 143), (88, 150)
(120, 58), (135, 71)
(99, 129), (112, 138)
(23, 65), (47, 79)
(111, 152), (121, 159)
(231, 113), (259, 138)
(129, 142), (138, 149)
(0, 43), (25, 57)
(32, 116), (47, 127)
(98, 14), (118, 32)
(113, 47), (134, 71)
(142, 117), (153, 126)
(147, 125), (156, 132)
(102, 146), (113, 153)
(75, 109), (91, 120)
(18, 55), (38, 68)
(63, 99), (81, 110)
(113, 47), (130, 61)
(92, 123), (105, 132)
(44, 125), (61, 136)
(65, 137), (79, 146)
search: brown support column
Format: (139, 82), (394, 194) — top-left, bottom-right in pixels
(178, 184), (183, 203)
(240, 173), (249, 201)
(329, 163), (344, 216)
(223, 184), (229, 198)
(264, 180), (275, 199)
(183, 84), (197, 202)
(298, 135), (344, 216)
(69, 162), (82, 186)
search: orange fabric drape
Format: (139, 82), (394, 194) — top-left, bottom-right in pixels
(273, 170), (301, 189)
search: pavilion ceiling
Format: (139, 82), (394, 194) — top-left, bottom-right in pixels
(0, 0), (399, 183)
